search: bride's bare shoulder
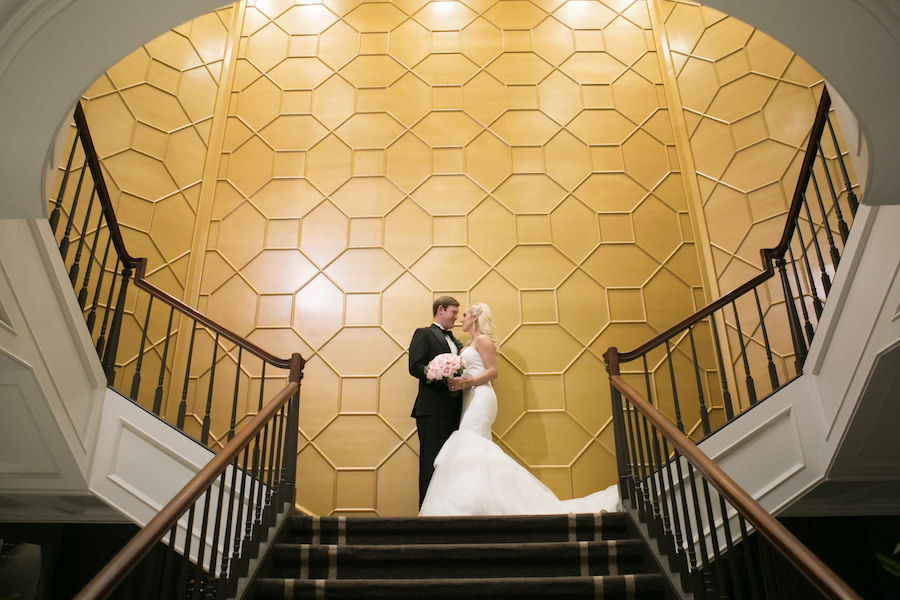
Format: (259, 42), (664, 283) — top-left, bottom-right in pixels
(472, 334), (494, 351)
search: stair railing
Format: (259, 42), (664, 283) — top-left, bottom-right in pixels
(605, 351), (860, 599)
(49, 102), (297, 451)
(48, 101), (306, 597)
(604, 87), (859, 441)
(75, 353), (303, 600)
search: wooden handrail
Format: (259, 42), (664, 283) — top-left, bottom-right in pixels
(74, 102), (292, 369)
(74, 353), (303, 600)
(607, 368), (860, 599)
(132, 258), (291, 368)
(616, 88), (833, 363)
(73, 103), (139, 269)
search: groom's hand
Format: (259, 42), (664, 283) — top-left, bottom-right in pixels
(448, 377), (464, 392)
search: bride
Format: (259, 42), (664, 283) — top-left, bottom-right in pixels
(419, 302), (619, 516)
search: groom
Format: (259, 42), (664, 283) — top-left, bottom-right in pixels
(409, 295), (462, 507)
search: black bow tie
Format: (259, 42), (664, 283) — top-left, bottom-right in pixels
(438, 325), (456, 339)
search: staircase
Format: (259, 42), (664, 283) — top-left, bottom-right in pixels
(253, 512), (668, 599)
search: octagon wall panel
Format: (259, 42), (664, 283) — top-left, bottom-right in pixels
(61, 0), (841, 517)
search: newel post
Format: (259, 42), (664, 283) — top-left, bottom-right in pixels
(102, 264), (132, 385)
(776, 257), (808, 372)
(604, 347), (630, 504)
(280, 353), (304, 505)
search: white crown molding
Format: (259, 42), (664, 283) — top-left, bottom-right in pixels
(0, 0), (73, 80)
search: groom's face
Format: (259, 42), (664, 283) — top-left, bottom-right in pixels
(435, 305), (459, 330)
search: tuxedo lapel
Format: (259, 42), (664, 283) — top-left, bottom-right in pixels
(430, 324), (446, 348)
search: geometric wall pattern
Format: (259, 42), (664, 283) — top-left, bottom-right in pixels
(660, 1), (853, 403)
(663, 0), (823, 293)
(70, 0), (826, 517)
(80, 6), (235, 296)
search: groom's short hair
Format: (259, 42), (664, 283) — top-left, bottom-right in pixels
(432, 296), (459, 316)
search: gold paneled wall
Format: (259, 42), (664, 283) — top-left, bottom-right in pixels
(660, 0), (823, 292)
(659, 1), (843, 403)
(67, 0), (828, 516)
(80, 6), (236, 295)
(202, 0), (705, 516)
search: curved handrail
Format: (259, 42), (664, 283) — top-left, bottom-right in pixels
(616, 88), (833, 363)
(132, 258), (291, 368)
(73, 102), (292, 369)
(606, 352), (859, 599)
(75, 353), (303, 600)
(72, 102), (139, 269)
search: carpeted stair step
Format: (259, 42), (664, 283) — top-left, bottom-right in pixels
(268, 539), (648, 579)
(251, 513), (668, 600)
(256, 574), (666, 599)
(283, 512), (631, 545)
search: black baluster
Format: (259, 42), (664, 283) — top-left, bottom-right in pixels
(701, 478), (728, 595)
(641, 355), (653, 407)
(752, 288), (780, 391)
(177, 323), (198, 430)
(200, 332), (220, 447)
(130, 295), (153, 401)
(102, 263), (132, 386)
(192, 490), (212, 600)
(95, 257), (120, 358)
(788, 245), (816, 345)
(817, 144), (849, 242)
(265, 405), (280, 507)
(49, 134), (79, 233)
(68, 185), (96, 285)
(647, 420), (684, 579)
(254, 365), (268, 526)
(731, 301), (758, 406)
(624, 396), (647, 522)
(672, 448), (699, 583)
(709, 316), (735, 421)
(826, 114), (858, 216)
(86, 236), (112, 334)
(59, 157), (89, 261)
(660, 436), (690, 589)
(688, 327), (711, 436)
(153, 306), (175, 415)
(810, 172), (841, 267)
(178, 505), (196, 599)
(776, 257), (808, 372)
(232, 446), (251, 566)
(220, 456), (240, 577)
(718, 495), (745, 600)
(208, 470), (229, 586)
(77, 211), (104, 309)
(801, 194), (831, 301)
(229, 347), (243, 442)
(793, 214), (824, 319)
(245, 432), (261, 548)
(664, 340), (685, 433)
(685, 464), (716, 596)
(273, 404), (287, 503)
(635, 414), (670, 551)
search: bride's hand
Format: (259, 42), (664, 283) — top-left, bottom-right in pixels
(448, 376), (464, 391)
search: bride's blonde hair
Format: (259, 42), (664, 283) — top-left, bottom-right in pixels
(467, 302), (498, 349)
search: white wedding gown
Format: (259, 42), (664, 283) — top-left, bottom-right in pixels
(419, 345), (620, 516)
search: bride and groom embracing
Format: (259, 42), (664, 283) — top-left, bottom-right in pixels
(408, 296), (619, 517)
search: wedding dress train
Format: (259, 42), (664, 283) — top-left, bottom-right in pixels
(419, 345), (619, 516)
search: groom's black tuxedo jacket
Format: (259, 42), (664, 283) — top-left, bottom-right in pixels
(409, 323), (463, 418)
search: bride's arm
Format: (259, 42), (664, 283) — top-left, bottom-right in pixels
(462, 335), (498, 390)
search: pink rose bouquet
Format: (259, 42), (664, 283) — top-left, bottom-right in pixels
(426, 353), (465, 382)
